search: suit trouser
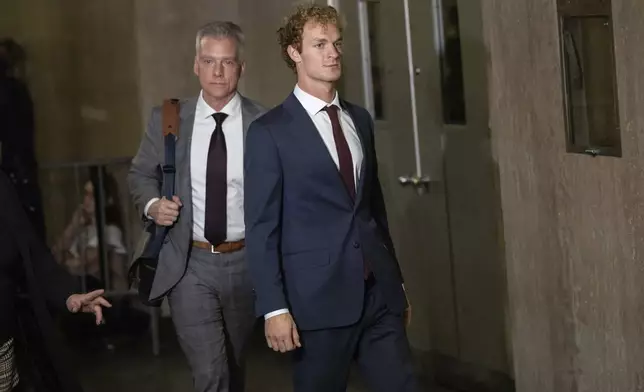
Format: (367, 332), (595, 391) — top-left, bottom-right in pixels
(293, 276), (419, 392)
(168, 246), (256, 392)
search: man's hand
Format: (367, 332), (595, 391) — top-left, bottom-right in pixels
(265, 313), (301, 353)
(66, 289), (112, 325)
(149, 196), (182, 226)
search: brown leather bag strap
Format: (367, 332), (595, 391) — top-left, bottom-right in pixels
(162, 98), (180, 137)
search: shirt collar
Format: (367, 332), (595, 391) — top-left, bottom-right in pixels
(293, 84), (342, 116)
(196, 90), (241, 120)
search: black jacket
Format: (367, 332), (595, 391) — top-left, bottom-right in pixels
(0, 171), (82, 392)
(0, 75), (45, 238)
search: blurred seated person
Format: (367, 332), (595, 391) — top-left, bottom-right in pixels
(0, 170), (111, 392)
(52, 169), (128, 292)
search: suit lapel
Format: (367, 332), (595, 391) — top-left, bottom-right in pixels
(340, 100), (371, 208)
(177, 95), (260, 210)
(341, 99), (369, 208)
(178, 95), (261, 212)
(284, 93), (356, 207)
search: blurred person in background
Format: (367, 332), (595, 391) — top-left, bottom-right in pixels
(52, 167), (147, 352)
(0, 170), (111, 392)
(0, 38), (45, 239)
(52, 168), (128, 293)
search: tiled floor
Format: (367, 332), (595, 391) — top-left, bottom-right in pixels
(68, 317), (452, 392)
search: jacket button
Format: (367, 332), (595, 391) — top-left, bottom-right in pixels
(353, 241), (360, 249)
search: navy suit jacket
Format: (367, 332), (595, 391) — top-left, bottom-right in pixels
(244, 93), (406, 331)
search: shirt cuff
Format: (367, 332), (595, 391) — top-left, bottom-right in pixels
(264, 308), (289, 320)
(144, 197), (160, 220)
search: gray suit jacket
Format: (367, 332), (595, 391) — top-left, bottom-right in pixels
(128, 94), (266, 300)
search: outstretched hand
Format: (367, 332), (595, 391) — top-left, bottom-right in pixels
(66, 289), (112, 325)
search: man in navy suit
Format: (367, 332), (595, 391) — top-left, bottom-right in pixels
(244, 4), (418, 391)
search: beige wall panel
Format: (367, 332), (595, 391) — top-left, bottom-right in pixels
(485, 0), (644, 390)
(70, 0), (141, 160)
(443, 0), (511, 374)
(0, 0), (80, 163)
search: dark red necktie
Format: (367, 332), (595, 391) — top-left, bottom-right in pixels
(323, 105), (371, 279)
(204, 112), (228, 246)
(323, 105), (355, 200)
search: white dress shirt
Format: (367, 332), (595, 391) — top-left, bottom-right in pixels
(265, 85), (364, 320)
(144, 91), (246, 243)
(294, 85), (363, 188)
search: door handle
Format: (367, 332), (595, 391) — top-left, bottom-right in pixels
(398, 174), (431, 195)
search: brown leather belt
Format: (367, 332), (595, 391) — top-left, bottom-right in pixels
(192, 239), (245, 254)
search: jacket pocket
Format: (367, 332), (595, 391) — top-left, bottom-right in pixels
(282, 248), (330, 270)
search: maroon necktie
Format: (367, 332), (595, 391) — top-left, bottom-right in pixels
(323, 105), (371, 279)
(323, 105), (355, 200)
(204, 112), (228, 246)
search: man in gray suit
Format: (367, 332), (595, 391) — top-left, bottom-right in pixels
(128, 21), (265, 392)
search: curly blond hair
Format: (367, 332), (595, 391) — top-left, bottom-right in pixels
(277, 4), (343, 72)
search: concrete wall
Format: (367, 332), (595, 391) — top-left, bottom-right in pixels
(0, 0), (141, 163)
(0, 0), (143, 248)
(484, 0), (644, 390)
(442, 0), (510, 376)
(0, 0), (79, 163)
(71, 0), (141, 160)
